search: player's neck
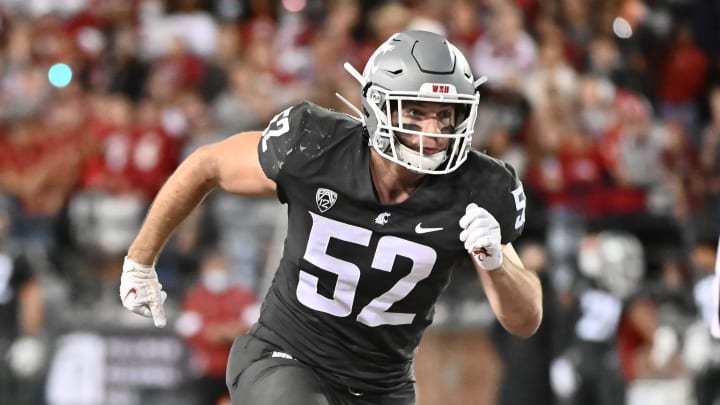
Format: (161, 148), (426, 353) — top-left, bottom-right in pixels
(369, 150), (425, 205)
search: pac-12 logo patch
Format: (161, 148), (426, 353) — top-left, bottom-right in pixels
(316, 188), (338, 213)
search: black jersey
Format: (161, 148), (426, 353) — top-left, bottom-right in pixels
(255, 101), (526, 392)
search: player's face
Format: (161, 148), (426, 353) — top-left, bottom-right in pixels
(392, 102), (455, 155)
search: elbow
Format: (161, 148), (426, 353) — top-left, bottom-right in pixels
(517, 314), (543, 338)
(504, 306), (543, 338)
(181, 145), (221, 190)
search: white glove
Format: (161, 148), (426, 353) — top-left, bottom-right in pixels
(459, 203), (503, 271)
(7, 336), (45, 378)
(120, 256), (167, 328)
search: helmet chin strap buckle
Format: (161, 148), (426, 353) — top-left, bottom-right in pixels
(373, 136), (389, 151)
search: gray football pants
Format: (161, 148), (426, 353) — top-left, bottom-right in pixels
(225, 332), (415, 405)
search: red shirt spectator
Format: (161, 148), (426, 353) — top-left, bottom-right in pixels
(0, 105), (87, 216)
(180, 280), (256, 378)
(524, 130), (605, 215)
(176, 250), (257, 405)
(78, 96), (180, 202)
(656, 25), (709, 104)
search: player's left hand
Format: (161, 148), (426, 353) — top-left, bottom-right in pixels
(120, 256), (167, 328)
(459, 203), (503, 271)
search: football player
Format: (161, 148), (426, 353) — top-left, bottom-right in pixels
(120, 30), (542, 405)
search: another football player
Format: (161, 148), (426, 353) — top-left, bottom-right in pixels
(120, 30), (542, 404)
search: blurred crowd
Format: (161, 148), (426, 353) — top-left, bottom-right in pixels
(0, 0), (719, 404)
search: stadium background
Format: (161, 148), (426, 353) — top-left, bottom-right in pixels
(0, 0), (719, 404)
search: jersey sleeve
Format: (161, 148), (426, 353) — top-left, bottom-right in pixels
(466, 156), (526, 245)
(497, 162), (526, 244)
(257, 102), (308, 182)
(257, 102), (360, 204)
(258, 101), (342, 183)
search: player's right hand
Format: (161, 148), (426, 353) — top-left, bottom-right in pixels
(120, 256), (167, 328)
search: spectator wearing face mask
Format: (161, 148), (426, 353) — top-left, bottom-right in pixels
(175, 249), (258, 405)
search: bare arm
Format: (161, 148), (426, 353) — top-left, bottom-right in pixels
(474, 243), (543, 338)
(18, 278), (44, 336)
(127, 131), (276, 265)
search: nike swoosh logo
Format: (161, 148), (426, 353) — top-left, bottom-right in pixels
(415, 223), (444, 234)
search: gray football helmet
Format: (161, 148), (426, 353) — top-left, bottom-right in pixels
(339, 30), (485, 174)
